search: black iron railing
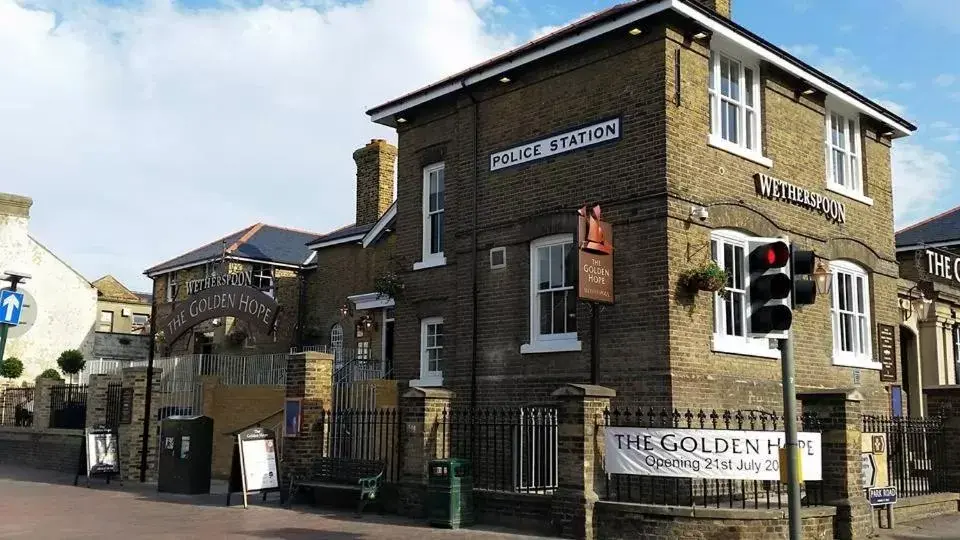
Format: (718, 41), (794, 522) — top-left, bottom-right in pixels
(601, 407), (825, 509)
(2, 387), (34, 427)
(49, 384), (88, 429)
(863, 415), (947, 498)
(438, 407), (558, 494)
(317, 408), (401, 484)
(106, 383), (123, 428)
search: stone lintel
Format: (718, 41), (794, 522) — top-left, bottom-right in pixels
(551, 384), (617, 398)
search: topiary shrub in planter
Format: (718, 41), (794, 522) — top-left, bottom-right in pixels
(57, 349), (86, 384)
(0, 357), (24, 380)
(39, 368), (63, 381)
(679, 261), (729, 296)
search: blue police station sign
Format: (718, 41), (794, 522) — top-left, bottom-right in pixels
(0, 289), (24, 326)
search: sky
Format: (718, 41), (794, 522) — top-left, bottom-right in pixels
(1, 0), (957, 292)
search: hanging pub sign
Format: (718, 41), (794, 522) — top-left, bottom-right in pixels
(577, 205), (614, 304)
(74, 425), (122, 487)
(226, 426), (282, 508)
(754, 173), (846, 224)
(878, 324), (897, 382)
(604, 427), (823, 481)
(489, 117), (621, 172)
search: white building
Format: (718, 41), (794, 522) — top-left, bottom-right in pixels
(0, 193), (97, 381)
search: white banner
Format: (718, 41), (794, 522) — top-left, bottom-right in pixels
(604, 427), (822, 481)
(489, 118), (620, 171)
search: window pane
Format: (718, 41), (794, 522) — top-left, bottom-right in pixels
(565, 289), (577, 333)
(841, 313), (852, 352)
(745, 110), (755, 150)
(844, 274), (854, 312)
(538, 247), (550, 290)
(550, 244), (563, 288)
(709, 53), (715, 90)
(436, 169), (445, 210)
(540, 292), (552, 334)
(833, 149), (845, 186)
(723, 243), (735, 281)
(552, 291), (565, 336)
(745, 68), (754, 107)
(728, 60), (740, 100)
(848, 119), (857, 152)
(858, 316), (867, 355)
(720, 56), (730, 96)
(430, 213), (444, 254)
(723, 102), (739, 144)
(732, 245), (745, 289)
(849, 156), (860, 191)
(855, 276), (865, 314)
(732, 291), (744, 336)
(724, 295), (735, 336)
(831, 114), (840, 147)
(563, 242), (574, 287)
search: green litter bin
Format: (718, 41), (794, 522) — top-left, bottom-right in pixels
(427, 458), (474, 528)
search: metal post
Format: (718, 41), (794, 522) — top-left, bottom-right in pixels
(590, 303), (599, 385)
(780, 336), (801, 540)
(139, 297), (159, 482)
(0, 278), (22, 362)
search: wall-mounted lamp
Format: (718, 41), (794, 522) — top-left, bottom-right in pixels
(395, 116), (407, 124)
(339, 302), (353, 318)
(692, 31), (709, 40)
(628, 28), (643, 36)
(813, 260), (831, 295)
(801, 88), (816, 96)
(899, 284), (933, 322)
(690, 205), (709, 222)
(499, 76), (512, 84)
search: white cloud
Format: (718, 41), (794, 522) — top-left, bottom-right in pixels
(931, 121), (953, 129)
(934, 73), (957, 87)
(939, 129), (960, 142)
(786, 44), (818, 58)
(815, 47), (888, 93)
(898, 81), (916, 90)
(878, 99), (907, 117)
(531, 10), (594, 40)
(892, 142), (957, 227)
(0, 0), (516, 290)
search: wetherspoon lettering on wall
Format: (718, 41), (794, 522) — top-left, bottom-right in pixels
(489, 117), (621, 172)
(186, 270), (252, 295)
(754, 173), (846, 224)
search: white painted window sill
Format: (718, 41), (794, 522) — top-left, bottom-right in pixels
(520, 340), (583, 354)
(712, 336), (780, 359)
(413, 256), (447, 271)
(708, 135), (773, 168)
(825, 184), (874, 206)
(832, 357), (882, 370)
(410, 376), (444, 388)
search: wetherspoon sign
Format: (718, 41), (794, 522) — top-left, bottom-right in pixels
(489, 118), (621, 172)
(923, 248), (960, 285)
(604, 427), (823, 481)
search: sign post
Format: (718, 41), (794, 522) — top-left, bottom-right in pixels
(0, 271), (30, 364)
(577, 205), (614, 385)
(862, 432), (896, 529)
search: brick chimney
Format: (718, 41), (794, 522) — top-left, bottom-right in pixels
(353, 139), (397, 226)
(0, 193), (33, 220)
(695, 0), (731, 18)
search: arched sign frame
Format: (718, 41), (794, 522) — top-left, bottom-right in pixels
(156, 285), (281, 346)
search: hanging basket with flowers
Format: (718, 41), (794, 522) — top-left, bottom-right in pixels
(680, 261), (729, 295)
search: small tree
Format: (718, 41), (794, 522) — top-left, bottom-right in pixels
(38, 368), (63, 381)
(57, 349), (86, 384)
(0, 357), (24, 380)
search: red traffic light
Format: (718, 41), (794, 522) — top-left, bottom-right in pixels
(750, 241), (789, 270)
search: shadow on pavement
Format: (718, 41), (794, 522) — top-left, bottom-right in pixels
(243, 528), (365, 540)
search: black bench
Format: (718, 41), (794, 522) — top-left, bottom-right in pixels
(288, 458), (384, 515)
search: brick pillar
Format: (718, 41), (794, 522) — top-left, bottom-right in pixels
(85, 374), (118, 428)
(550, 384), (616, 540)
(281, 352), (334, 488)
(923, 385), (960, 491)
(397, 386), (453, 518)
(117, 367), (162, 482)
(200, 375), (220, 417)
(799, 389), (870, 540)
(32, 377), (59, 429)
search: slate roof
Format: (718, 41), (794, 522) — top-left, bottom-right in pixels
(306, 223), (374, 247)
(896, 206), (960, 248)
(145, 223), (321, 275)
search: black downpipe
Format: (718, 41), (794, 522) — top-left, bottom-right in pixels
(462, 80), (480, 409)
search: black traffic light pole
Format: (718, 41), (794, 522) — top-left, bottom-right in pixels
(779, 333), (801, 540)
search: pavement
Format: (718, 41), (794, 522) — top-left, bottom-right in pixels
(0, 465), (553, 539)
(875, 513), (960, 539)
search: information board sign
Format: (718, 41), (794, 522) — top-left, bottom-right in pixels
(226, 426), (282, 508)
(74, 425), (122, 487)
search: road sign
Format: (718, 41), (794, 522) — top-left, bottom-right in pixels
(861, 453), (877, 488)
(5, 288), (36, 338)
(867, 486), (897, 506)
(0, 289), (24, 326)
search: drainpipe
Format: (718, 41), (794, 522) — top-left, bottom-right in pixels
(461, 79), (480, 409)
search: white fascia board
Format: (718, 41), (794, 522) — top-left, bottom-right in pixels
(144, 257), (220, 278)
(670, 1), (912, 137)
(306, 234), (365, 250)
(303, 251), (317, 265)
(362, 204), (397, 248)
(369, 0), (672, 124)
(348, 292), (395, 310)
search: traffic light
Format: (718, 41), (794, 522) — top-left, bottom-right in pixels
(747, 238), (819, 339)
(746, 238), (792, 339)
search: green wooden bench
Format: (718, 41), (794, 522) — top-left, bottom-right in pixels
(288, 457), (384, 515)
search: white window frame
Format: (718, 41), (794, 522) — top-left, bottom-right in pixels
(98, 310), (114, 333)
(414, 162), (446, 270)
(830, 260), (878, 369)
(710, 230), (778, 359)
(707, 46), (771, 168)
(166, 271), (179, 302)
(521, 234), (582, 354)
(824, 104), (873, 205)
(412, 317), (444, 387)
(330, 323), (343, 349)
(132, 313), (149, 327)
(252, 264), (275, 298)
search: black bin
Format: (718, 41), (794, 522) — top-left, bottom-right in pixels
(158, 415), (214, 494)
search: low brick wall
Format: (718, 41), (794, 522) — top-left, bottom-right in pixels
(0, 426), (83, 473)
(473, 490), (554, 534)
(884, 493), (959, 525)
(594, 501), (836, 540)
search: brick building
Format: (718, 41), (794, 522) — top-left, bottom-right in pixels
(895, 207), (960, 417)
(363, 0), (915, 413)
(144, 223), (319, 354)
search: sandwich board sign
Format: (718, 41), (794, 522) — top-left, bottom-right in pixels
(74, 425), (122, 487)
(226, 426), (281, 508)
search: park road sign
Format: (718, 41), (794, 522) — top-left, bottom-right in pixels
(0, 289), (24, 326)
